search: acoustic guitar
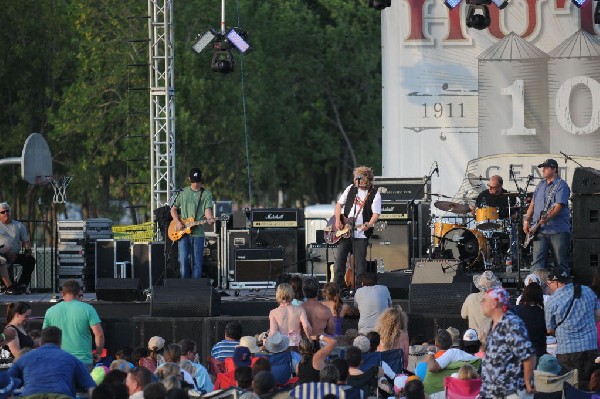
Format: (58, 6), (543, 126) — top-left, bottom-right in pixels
(168, 217), (221, 242)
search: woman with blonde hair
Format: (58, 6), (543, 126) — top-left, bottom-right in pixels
(376, 305), (410, 366)
(320, 282), (352, 336)
(268, 283), (312, 347)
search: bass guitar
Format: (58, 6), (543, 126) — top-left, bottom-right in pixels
(522, 211), (546, 249)
(168, 217), (221, 242)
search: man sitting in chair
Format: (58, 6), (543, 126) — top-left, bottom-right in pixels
(0, 202), (35, 295)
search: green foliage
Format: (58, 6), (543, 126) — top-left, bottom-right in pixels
(0, 0), (382, 221)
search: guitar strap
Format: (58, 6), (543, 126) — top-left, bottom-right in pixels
(352, 188), (372, 222)
(538, 181), (560, 221)
(193, 187), (205, 219)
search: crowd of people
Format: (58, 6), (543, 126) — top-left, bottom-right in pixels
(0, 256), (599, 398)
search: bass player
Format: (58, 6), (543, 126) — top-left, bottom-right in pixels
(523, 159), (571, 276)
(333, 166), (382, 288)
(170, 167), (215, 279)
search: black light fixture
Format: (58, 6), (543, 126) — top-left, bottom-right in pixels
(466, 2), (491, 30)
(192, 26), (251, 74)
(368, 0), (392, 10)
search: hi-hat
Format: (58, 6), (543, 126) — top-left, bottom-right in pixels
(425, 193), (453, 199)
(434, 201), (471, 214)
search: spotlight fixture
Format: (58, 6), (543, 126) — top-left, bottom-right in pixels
(466, 4), (491, 29)
(226, 28), (251, 53)
(191, 29), (217, 54)
(368, 0), (392, 10)
(211, 40), (234, 73)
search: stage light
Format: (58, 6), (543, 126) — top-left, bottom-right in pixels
(226, 28), (251, 53)
(368, 0), (392, 10)
(191, 30), (217, 54)
(465, 0), (492, 30)
(444, 0), (463, 9)
(211, 40), (235, 73)
(572, 0), (586, 8)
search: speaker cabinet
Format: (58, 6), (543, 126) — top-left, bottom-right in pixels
(151, 284), (221, 317)
(572, 167), (600, 194)
(572, 239), (600, 285)
(369, 224), (410, 271)
(409, 259), (472, 314)
(96, 278), (143, 302)
(203, 234), (219, 284)
(377, 271), (411, 299)
(132, 241), (165, 290)
(234, 248), (284, 282)
(95, 239), (132, 285)
(572, 195), (600, 239)
(250, 228), (305, 273)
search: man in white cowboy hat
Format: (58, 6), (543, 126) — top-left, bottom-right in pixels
(461, 271), (501, 331)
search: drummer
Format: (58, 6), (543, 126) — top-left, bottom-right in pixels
(471, 175), (516, 219)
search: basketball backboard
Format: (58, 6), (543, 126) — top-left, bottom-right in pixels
(0, 133), (52, 184)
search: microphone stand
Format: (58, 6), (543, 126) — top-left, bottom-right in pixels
(559, 151), (584, 168)
(408, 169), (435, 268)
(508, 167), (524, 288)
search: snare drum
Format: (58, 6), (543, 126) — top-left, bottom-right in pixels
(441, 227), (488, 269)
(433, 221), (463, 247)
(475, 206), (500, 231)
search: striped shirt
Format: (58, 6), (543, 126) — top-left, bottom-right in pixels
(545, 283), (599, 354)
(210, 340), (239, 361)
(290, 382), (347, 399)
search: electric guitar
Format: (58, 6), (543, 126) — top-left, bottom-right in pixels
(323, 216), (386, 245)
(168, 217), (221, 242)
(522, 211), (546, 249)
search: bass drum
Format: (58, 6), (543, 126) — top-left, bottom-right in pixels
(441, 227), (488, 269)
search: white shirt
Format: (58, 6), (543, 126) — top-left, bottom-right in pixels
(337, 185), (382, 239)
(435, 348), (478, 369)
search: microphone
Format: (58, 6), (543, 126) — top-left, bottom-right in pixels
(509, 164), (513, 178)
(434, 162), (439, 177)
(560, 151), (568, 164)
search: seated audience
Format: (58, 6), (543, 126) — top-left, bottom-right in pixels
(321, 282), (353, 336)
(456, 363), (479, 380)
(4, 301), (35, 358)
(376, 305), (410, 367)
(140, 336), (165, 373)
(8, 326), (96, 397)
(290, 364), (348, 399)
(144, 382), (168, 399)
(126, 366), (153, 398)
(178, 338), (213, 393)
(160, 344), (196, 388)
(252, 370), (276, 398)
(211, 321), (243, 361)
(460, 329), (481, 355)
(215, 346), (253, 390)
(405, 379), (427, 399)
(297, 335), (338, 384)
(366, 331), (380, 352)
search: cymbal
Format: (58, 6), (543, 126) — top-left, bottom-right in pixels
(467, 173), (490, 186)
(499, 192), (532, 198)
(425, 193), (453, 199)
(434, 201), (471, 214)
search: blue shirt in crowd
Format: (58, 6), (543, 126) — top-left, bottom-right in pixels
(210, 339), (239, 361)
(545, 283), (599, 354)
(8, 343), (96, 397)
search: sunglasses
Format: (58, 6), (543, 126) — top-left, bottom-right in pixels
(0, 210), (9, 214)
(487, 184), (500, 189)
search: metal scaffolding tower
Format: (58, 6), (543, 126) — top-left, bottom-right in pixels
(148, 0), (176, 212)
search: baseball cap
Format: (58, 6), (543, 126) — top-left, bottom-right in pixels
(233, 346), (252, 367)
(538, 159), (558, 169)
(189, 168), (202, 183)
(462, 328), (479, 342)
(547, 270), (570, 283)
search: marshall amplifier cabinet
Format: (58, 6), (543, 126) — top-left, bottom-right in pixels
(374, 177), (430, 202)
(379, 202), (409, 221)
(250, 208), (303, 228)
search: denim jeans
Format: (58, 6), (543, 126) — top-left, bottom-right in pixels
(334, 237), (369, 287)
(178, 235), (205, 278)
(530, 231), (570, 275)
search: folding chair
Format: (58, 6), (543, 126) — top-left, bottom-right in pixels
(360, 351), (382, 372)
(347, 366), (379, 398)
(564, 382), (593, 399)
(444, 377), (482, 399)
(534, 369), (578, 399)
(268, 351), (293, 385)
(381, 348), (404, 375)
(208, 357), (226, 380)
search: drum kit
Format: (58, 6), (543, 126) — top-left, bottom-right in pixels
(430, 182), (529, 271)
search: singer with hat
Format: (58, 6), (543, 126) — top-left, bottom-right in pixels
(170, 168), (215, 279)
(332, 166), (382, 288)
(523, 159), (571, 275)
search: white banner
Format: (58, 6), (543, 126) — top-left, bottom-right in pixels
(381, 0), (600, 202)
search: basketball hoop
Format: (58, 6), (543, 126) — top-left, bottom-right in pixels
(48, 176), (73, 204)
